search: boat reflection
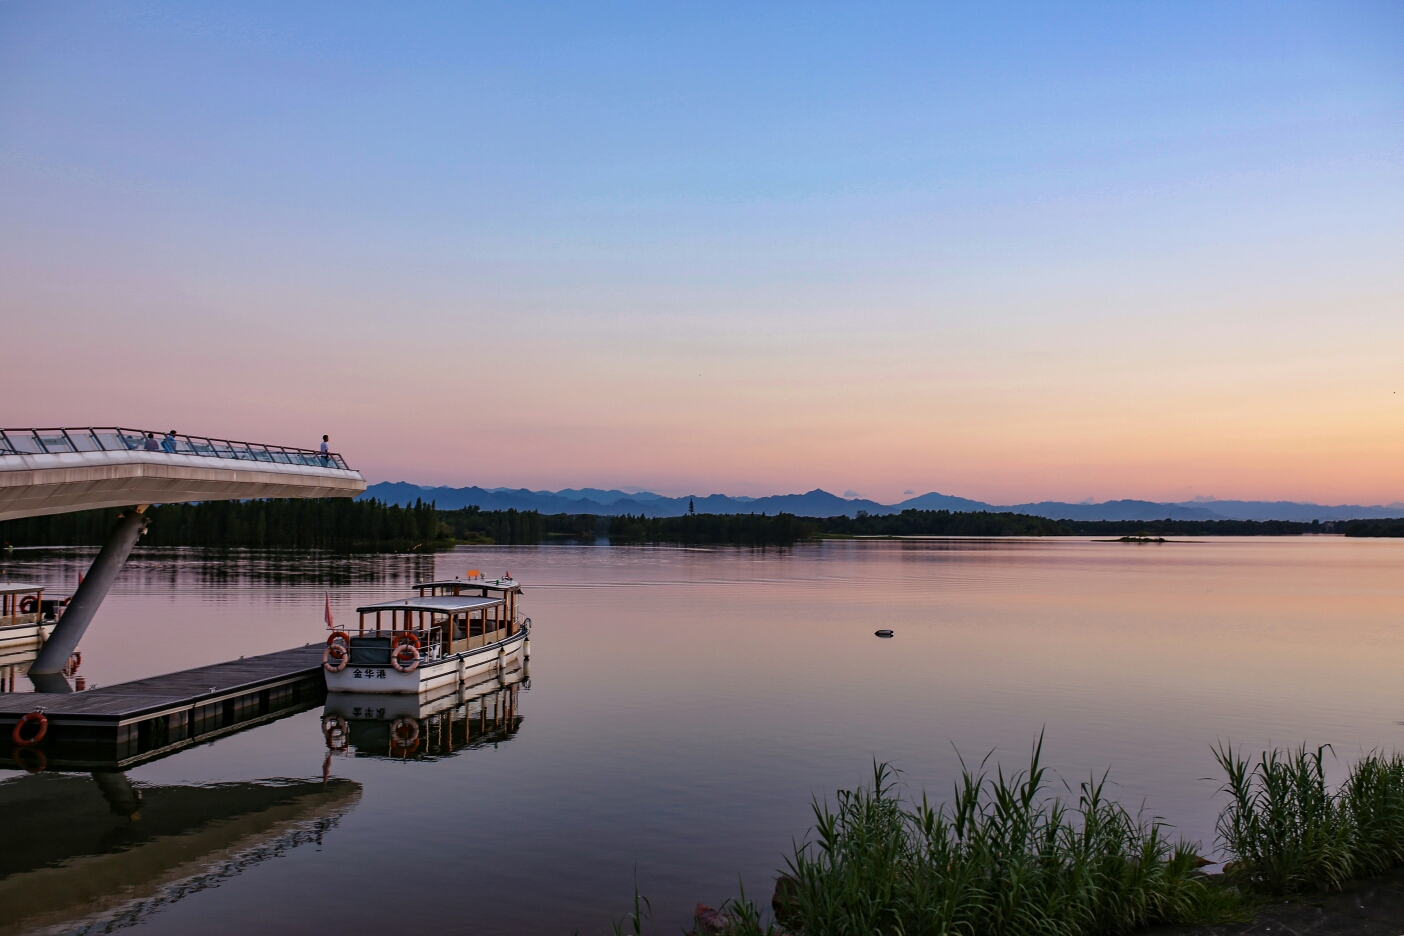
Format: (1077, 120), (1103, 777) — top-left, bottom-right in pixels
(0, 771), (360, 936)
(322, 662), (527, 760)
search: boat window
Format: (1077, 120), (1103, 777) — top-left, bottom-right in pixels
(350, 636), (392, 667)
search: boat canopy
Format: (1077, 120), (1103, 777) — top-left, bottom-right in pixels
(0, 583), (44, 596)
(413, 577), (521, 595)
(356, 595), (504, 615)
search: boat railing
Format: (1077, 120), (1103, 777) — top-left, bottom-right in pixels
(336, 627), (443, 662)
(0, 427), (351, 470)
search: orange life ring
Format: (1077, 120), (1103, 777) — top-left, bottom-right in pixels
(326, 630), (350, 648)
(12, 711), (47, 746)
(323, 643), (349, 673)
(391, 633), (421, 673)
(18, 596), (38, 615)
(389, 717), (420, 756)
(12, 747), (46, 773)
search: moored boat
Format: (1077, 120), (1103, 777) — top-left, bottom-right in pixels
(0, 583), (68, 689)
(323, 576), (529, 695)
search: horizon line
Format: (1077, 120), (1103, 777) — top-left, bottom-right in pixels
(361, 481), (1404, 510)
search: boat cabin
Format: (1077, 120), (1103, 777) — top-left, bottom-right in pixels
(1, 584), (45, 626)
(351, 594), (519, 667)
(413, 577), (522, 629)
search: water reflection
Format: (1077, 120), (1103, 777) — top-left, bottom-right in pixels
(2, 547), (438, 591)
(322, 664), (527, 761)
(0, 772), (360, 936)
(2, 541), (1400, 934)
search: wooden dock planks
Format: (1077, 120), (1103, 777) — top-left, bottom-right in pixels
(0, 645), (324, 727)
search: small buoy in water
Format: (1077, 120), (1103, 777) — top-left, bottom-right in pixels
(874, 629), (894, 638)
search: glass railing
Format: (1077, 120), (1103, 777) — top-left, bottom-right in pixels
(0, 428), (351, 470)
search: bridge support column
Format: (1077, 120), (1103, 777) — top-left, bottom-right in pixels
(30, 506), (148, 680)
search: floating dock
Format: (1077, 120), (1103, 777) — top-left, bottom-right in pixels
(0, 645), (325, 767)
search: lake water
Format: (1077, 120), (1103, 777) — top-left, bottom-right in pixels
(2, 537), (1403, 934)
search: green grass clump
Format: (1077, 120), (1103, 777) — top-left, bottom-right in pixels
(1214, 743), (1404, 896)
(737, 738), (1215, 936)
(612, 741), (1404, 935)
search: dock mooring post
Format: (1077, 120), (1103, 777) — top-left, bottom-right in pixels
(30, 506), (149, 682)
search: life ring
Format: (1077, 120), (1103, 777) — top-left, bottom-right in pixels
(323, 642), (349, 673)
(12, 748), (46, 773)
(18, 596), (38, 615)
(322, 714), (348, 752)
(391, 633), (421, 673)
(326, 630), (350, 649)
(389, 717), (420, 756)
(12, 711), (47, 746)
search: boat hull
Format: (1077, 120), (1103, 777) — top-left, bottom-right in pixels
(323, 662), (526, 721)
(0, 619), (55, 672)
(324, 626), (529, 695)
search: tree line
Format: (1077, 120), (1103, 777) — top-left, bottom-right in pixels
(0, 498), (443, 551)
(825, 509), (1067, 536)
(2, 500), (1398, 550)
(437, 505), (595, 544)
(1337, 519), (1404, 537)
(609, 512), (819, 545)
(0, 499), (600, 551)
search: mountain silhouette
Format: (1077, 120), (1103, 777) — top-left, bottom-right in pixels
(361, 483), (1402, 522)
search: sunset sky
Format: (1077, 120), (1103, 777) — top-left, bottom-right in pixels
(4, 2), (1402, 504)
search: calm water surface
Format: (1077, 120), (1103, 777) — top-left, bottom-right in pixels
(2, 538), (1403, 934)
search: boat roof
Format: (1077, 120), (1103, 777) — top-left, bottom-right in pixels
(414, 577), (521, 592)
(0, 583), (44, 595)
(356, 595), (504, 614)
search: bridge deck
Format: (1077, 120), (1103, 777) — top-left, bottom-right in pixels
(0, 427), (365, 521)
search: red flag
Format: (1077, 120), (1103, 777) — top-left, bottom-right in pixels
(324, 593), (334, 629)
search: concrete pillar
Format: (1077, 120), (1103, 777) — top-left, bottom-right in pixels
(30, 506), (148, 677)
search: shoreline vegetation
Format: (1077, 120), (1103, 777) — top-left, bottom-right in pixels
(2, 502), (1402, 551)
(627, 741), (1404, 936)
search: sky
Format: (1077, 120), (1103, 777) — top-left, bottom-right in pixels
(3, 2), (1402, 505)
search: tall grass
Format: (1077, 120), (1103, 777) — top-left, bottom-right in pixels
(1214, 743), (1404, 896)
(739, 738), (1211, 936)
(616, 741), (1404, 935)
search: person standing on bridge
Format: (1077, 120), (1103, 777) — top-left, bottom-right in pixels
(320, 435), (330, 466)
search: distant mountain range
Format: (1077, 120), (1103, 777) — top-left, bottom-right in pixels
(361, 482), (1404, 522)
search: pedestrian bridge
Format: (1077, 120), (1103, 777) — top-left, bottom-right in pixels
(0, 427), (365, 522)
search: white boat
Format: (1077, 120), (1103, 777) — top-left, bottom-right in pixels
(0, 583), (65, 691)
(322, 577), (529, 695)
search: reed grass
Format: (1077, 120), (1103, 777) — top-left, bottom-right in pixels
(614, 740), (1404, 935)
(1213, 742), (1404, 896)
(713, 737), (1215, 936)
